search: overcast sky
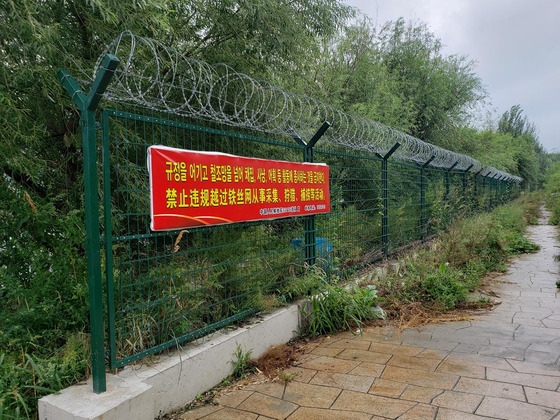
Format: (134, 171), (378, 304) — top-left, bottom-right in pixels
(344, 0), (559, 152)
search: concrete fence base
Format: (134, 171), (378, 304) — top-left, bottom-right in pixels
(39, 303), (305, 420)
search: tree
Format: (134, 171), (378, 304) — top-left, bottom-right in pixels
(376, 18), (486, 146)
(497, 105), (547, 187)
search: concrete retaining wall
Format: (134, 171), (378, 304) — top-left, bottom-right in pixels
(39, 303), (304, 420)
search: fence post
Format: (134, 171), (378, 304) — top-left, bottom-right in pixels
(462, 164), (474, 212)
(57, 54), (119, 394)
(473, 168), (484, 210)
(376, 142), (401, 256)
(291, 122), (330, 265)
(419, 155), (435, 242)
(499, 176), (506, 204)
(445, 161), (459, 201)
(491, 174), (498, 209)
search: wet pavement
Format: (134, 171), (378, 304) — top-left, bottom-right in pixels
(179, 210), (560, 420)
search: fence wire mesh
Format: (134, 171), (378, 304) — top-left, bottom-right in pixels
(98, 104), (521, 368)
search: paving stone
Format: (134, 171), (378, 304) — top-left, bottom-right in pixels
(387, 355), (440, 371)
(452, 343), (483, 354)
(310, 371), (374, 392)
(478, 345), (525, 360)
(237, 393), (298, 420)
(180, 404), (222, 419)
(368, 342), (424, 357)
(475, 396), (558, 420)
(526, 342), (560, 354)
(283, 382), (341, 408)
(328, 339), (372, 351)
(399, 385), (443, 403)
(299, 356), (359, 374)
(436, 407), (494, 419)
(453, 377), (525, 401)
(436, 359), (486, 379)
(368, 378), (407, 398)
(336, 348), (392, 364)
(525, 387), (560, 409)
(310, 346), (344, 357)
(381, 365), (459, 390)
(201, 407), (259, 420)
(401, 329), (433, 341)
(398, 403), (438, 420)
(215, 390), (254, 408)
(244, 382), (286, 399)
(525, 351), (560, 365)
(331, 390), (416, 417)
(286, 407), (371, 420)
(400, 338), (459, 351)
(507, 360), (560, 377)
(431, 390), (483, 413)
(541, 319), (560, 330)
(347, 362), (386, 377)
(514, 318), (548, 327)
(445, 353), (514, 370)
(416, 348), (449, 361)
(486, 367), (560, 390)
(279, 367), (317, 383)
(489, 338), (531, 349)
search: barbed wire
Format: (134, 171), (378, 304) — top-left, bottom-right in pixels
(94, 31), (522, 183)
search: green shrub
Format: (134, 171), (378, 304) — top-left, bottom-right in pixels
(378, 194), (541, 312)
(303, 282), (385, 337)
(420, 263), (467, 309)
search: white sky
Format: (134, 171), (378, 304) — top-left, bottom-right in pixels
(344, 0), (560, 152)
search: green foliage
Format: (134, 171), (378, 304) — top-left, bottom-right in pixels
(376, 19), (485, 143)
(228, 345), (253, 380)
(0, 333), (90, 419)
(545, 161), (560, 225)
(380, 195), (541, 311)
(303, 282), (385, 337)
(420, 263), (467, 310)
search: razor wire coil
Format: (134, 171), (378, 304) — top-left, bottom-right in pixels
(94, 31), (522, 182)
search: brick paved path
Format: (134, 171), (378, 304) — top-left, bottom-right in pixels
(180, 210), (560, 420)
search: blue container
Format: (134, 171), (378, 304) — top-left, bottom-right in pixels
(290, 237), (333, 266)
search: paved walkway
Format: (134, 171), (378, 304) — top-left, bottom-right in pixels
(180, 210), (560, 420)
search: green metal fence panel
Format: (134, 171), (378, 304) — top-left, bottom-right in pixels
(101, 106), (308, 368)
(315, 147), (383, 274)
(99, 106), (523, 370)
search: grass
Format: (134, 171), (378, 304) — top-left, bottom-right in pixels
(374, 193), (542, 323)
(302, 280), (386, 337)
(228, 345), (254, 380)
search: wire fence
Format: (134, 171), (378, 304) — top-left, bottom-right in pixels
(58, 34), (522, 392)
(99, 104), (520, 371)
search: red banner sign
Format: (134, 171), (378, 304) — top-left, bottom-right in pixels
(147, 146), (330, 231)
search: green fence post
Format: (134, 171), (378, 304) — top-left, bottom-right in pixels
(491, 174), (498, 209)
(291, 122), (331, 265)
(462, 164), (474, 212)
(376, 142), (401, 256)
(444, 161), (459, 201)
(57, 54), (119, 393)
(473, 168), (484, 211)
(419, 155), (435, 242)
